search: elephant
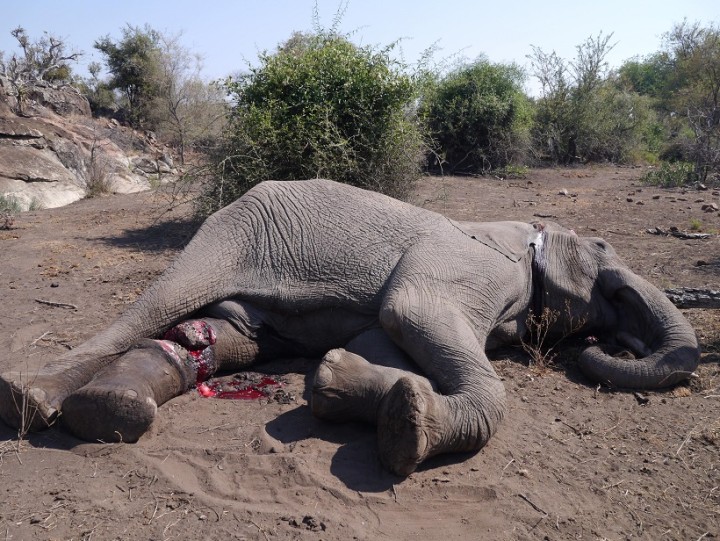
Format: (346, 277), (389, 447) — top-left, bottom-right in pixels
(0, 179), (700, 476)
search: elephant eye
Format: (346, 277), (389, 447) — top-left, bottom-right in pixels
(595, 241), (608, 251)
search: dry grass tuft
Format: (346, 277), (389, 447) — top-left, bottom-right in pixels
(521, 300), (587, 368)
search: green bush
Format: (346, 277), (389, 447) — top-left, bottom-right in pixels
(0, 194), (24, 212)
(197, 32), (425, 214)
(579, 84), (657, 163)
(641, 161), (697, 187)
(421, 60), (532, 173)
(529, 34), (659, 165)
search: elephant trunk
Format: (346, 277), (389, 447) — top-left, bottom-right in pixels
(577, 269), (700, 389)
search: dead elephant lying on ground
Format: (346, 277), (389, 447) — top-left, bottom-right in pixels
(0, 179), (700, 475)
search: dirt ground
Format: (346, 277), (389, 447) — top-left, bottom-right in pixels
(0, 166), (718, 540)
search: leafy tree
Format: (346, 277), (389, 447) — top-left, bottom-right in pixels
(75, 60), (117, 115)
(529, 33), (655, 164)
(662, 21), (720, 182)
(94, 24), (162, 127)
(197, 31), (424, 214)
(421, 59), (532, 173)
(617, 52), (674, 102)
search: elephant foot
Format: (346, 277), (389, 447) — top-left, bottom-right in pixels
(0, 372), (64, 432)
(62, 340), (193, 443)
(0, 371), (81, 432)
(377, 376), (442, 476)
(311, 349), (384, 423)
(0, 351), (118, 433)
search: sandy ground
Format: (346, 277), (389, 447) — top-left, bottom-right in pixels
(0, 166), (718, 540)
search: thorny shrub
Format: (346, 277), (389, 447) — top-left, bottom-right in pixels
(194, 31), (426, 216)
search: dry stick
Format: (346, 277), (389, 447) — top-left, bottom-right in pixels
(518, 494), (548, 516)
(676, 422), (703, 455)
(601, 479), (625, 490)
(197, 423), (232, 434)
(34, 299), (78, 310)
(250, 519), (270, 541)
(31, 331), (52, 346)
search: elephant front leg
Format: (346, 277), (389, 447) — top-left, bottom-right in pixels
(376, 285), (507, 476)
(61, 318), (263, 443)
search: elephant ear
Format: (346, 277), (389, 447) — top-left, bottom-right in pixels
(454, 220), (541, 262)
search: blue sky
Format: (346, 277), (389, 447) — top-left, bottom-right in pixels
(1, 0), (717, 94)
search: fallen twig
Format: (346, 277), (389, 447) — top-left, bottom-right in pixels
(34, 299), (78, 310)
(518, 493), (548, 516)
(249, 519), (270, 541)
(647, 226), (712, 240)
(601, 479), (625, 490)
(31, 331), (52, 345)
(665, 288), (720, 309)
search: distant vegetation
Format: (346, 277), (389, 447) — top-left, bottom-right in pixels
(1, 18), (718, 211)
(421, 59), (532, 174)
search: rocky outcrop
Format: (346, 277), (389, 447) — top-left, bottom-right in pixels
(0, 78), (177, 210)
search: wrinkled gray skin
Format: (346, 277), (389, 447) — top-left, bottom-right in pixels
(0, 180), (700, 475)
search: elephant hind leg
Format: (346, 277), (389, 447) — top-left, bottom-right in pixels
(311, 329), (435, 425)
(62, 340), (189, 442)
(61, 316), (277, 443)
(311, 349), (407, 424)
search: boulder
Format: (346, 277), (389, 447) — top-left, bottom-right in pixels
(0, 81), (177, 210)
(27, 82), (92, 117)
(131, 156), (160, 174)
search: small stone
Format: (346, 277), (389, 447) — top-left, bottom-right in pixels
(696, 260), (709, 267)
(50, 282), (59, 288)
(636, 201), (644, 205)
(559, 189), (568, 196)
(626, 197), (634, 203)
(652, 195), (660, 199)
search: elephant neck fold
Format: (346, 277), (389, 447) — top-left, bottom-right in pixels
(530, 230), (548, 316)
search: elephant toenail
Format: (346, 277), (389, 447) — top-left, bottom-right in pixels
(145, 397), (157, 413)
(314, 364), (333, 388)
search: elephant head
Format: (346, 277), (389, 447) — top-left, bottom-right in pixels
(535, 224), (699, 389)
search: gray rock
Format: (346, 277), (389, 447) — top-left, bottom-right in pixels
(0, 81), (176, 210)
